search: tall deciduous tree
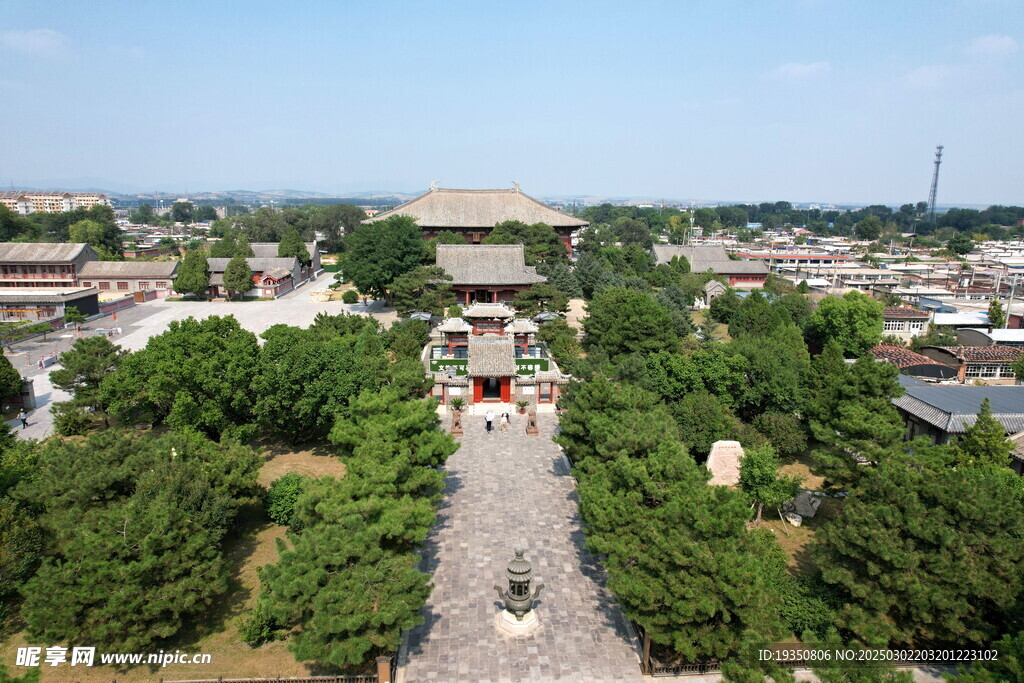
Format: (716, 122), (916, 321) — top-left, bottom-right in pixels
(222, 253), (253, 300)
(987, 299), (1006, 329)
(173, 249), (210, 297)
(253, 326), (387, 443)
(277, 226), (310, 265)
(342, 216), (425, 304)
(100, 316), (260, 438)
(807, 292), (884, 357)
(69, 218), (123, 260)
(739, 444), (802, 523)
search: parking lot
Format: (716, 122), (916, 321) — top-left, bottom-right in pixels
(4, 272), (398, 439)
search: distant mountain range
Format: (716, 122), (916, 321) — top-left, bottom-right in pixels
(2, 183), (995, 211)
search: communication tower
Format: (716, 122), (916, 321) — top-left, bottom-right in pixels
(927, 145), (943, 225)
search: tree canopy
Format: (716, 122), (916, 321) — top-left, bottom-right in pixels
(341, 216), (424, 303)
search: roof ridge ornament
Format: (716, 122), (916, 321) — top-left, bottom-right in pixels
(430, 180), (440, 192)
(511, 181), (520, 193)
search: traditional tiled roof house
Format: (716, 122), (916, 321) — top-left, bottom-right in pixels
(869, 344), (958, 381)
(651, 245), (768, 288)
(918, 345), (1021, 384)
(363, 184), (588, 250)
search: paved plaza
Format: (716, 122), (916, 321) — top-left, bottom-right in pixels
(3, 272), (398, 439)
(397, 413), (643, 683)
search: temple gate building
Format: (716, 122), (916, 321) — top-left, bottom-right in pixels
(363, 183), (588, 251)
(436, 244), (546, 305)
(427, 303), (570, 409)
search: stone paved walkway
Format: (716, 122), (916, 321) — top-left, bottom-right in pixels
(398, 413), (643, 683)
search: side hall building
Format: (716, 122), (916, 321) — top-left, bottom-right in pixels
(363, 184), (588, 250)
(0, 243), (98, 288)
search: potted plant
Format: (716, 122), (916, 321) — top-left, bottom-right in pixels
(449, 397), (466, 411)
(516, 400), (530, 414)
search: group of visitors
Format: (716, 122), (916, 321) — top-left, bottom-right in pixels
(484, 407), (512, 434)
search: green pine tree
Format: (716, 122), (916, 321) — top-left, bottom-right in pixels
(950, 398), (1013, 468)
(813, 459), (1024, 647)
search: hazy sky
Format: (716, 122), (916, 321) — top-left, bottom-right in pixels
(1, 0), (1021, 205)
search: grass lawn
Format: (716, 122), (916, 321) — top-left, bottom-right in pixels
(0, 442), (346, 682)
(691, 310), (731, 342)
(758, 449), (842, 575)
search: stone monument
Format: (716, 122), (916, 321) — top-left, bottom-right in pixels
(450, 408), (463, 437)
(525, 407), (539, 436)
(494, 548), (544, 636)
(706, 440), (744, 486)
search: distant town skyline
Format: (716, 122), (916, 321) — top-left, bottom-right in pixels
(1, 0), (1021, 206)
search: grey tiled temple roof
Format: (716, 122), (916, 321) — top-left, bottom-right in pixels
(249, 242), (317, 258)
(436, 244), (546, 286)
(363, 186), (589, 229)
(508, 319), (539, 334)
(651, 245), (768, 274)
(206, 257), (299, 273)
(467, 335), (516, 377)
(892, 381), (1024, 434)
(78, 261), (179, 277)
(462, 302), (517, 319)
(0, 242), (94, 262)
(0, 287), (98, 303)
(437, 317), (472, 333)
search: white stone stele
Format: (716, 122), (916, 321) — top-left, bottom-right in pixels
(706, 440), (744, 486)
(495, 608), (540, 636)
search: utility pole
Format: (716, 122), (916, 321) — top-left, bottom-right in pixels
(1006, 274), (1019, 329)
(927, 145), (943, 225)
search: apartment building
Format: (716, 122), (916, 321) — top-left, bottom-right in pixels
(0, 191), (112, 216)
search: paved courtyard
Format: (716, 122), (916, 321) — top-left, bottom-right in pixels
(3, 272), (398, 440)
(397, 413), (643, 683)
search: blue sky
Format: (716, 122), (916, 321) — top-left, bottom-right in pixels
(1, 0), (1021, 205)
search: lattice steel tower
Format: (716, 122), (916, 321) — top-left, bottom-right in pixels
(927, 145), (943, 224)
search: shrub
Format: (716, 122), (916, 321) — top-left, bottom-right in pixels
(52, 402), (91, 436)
(447, 304), (463, 318)
(342, 289), (359, 304)
(239, 602), (278, 647)
(266, 473), (307, 528)
(778, 574), (840, 638)
(752, 413), (807, 458)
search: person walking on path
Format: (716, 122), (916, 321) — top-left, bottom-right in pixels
(18, 409), (27, 430)
(500, 412), (508, 433)
(485, 409), (495, 433)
